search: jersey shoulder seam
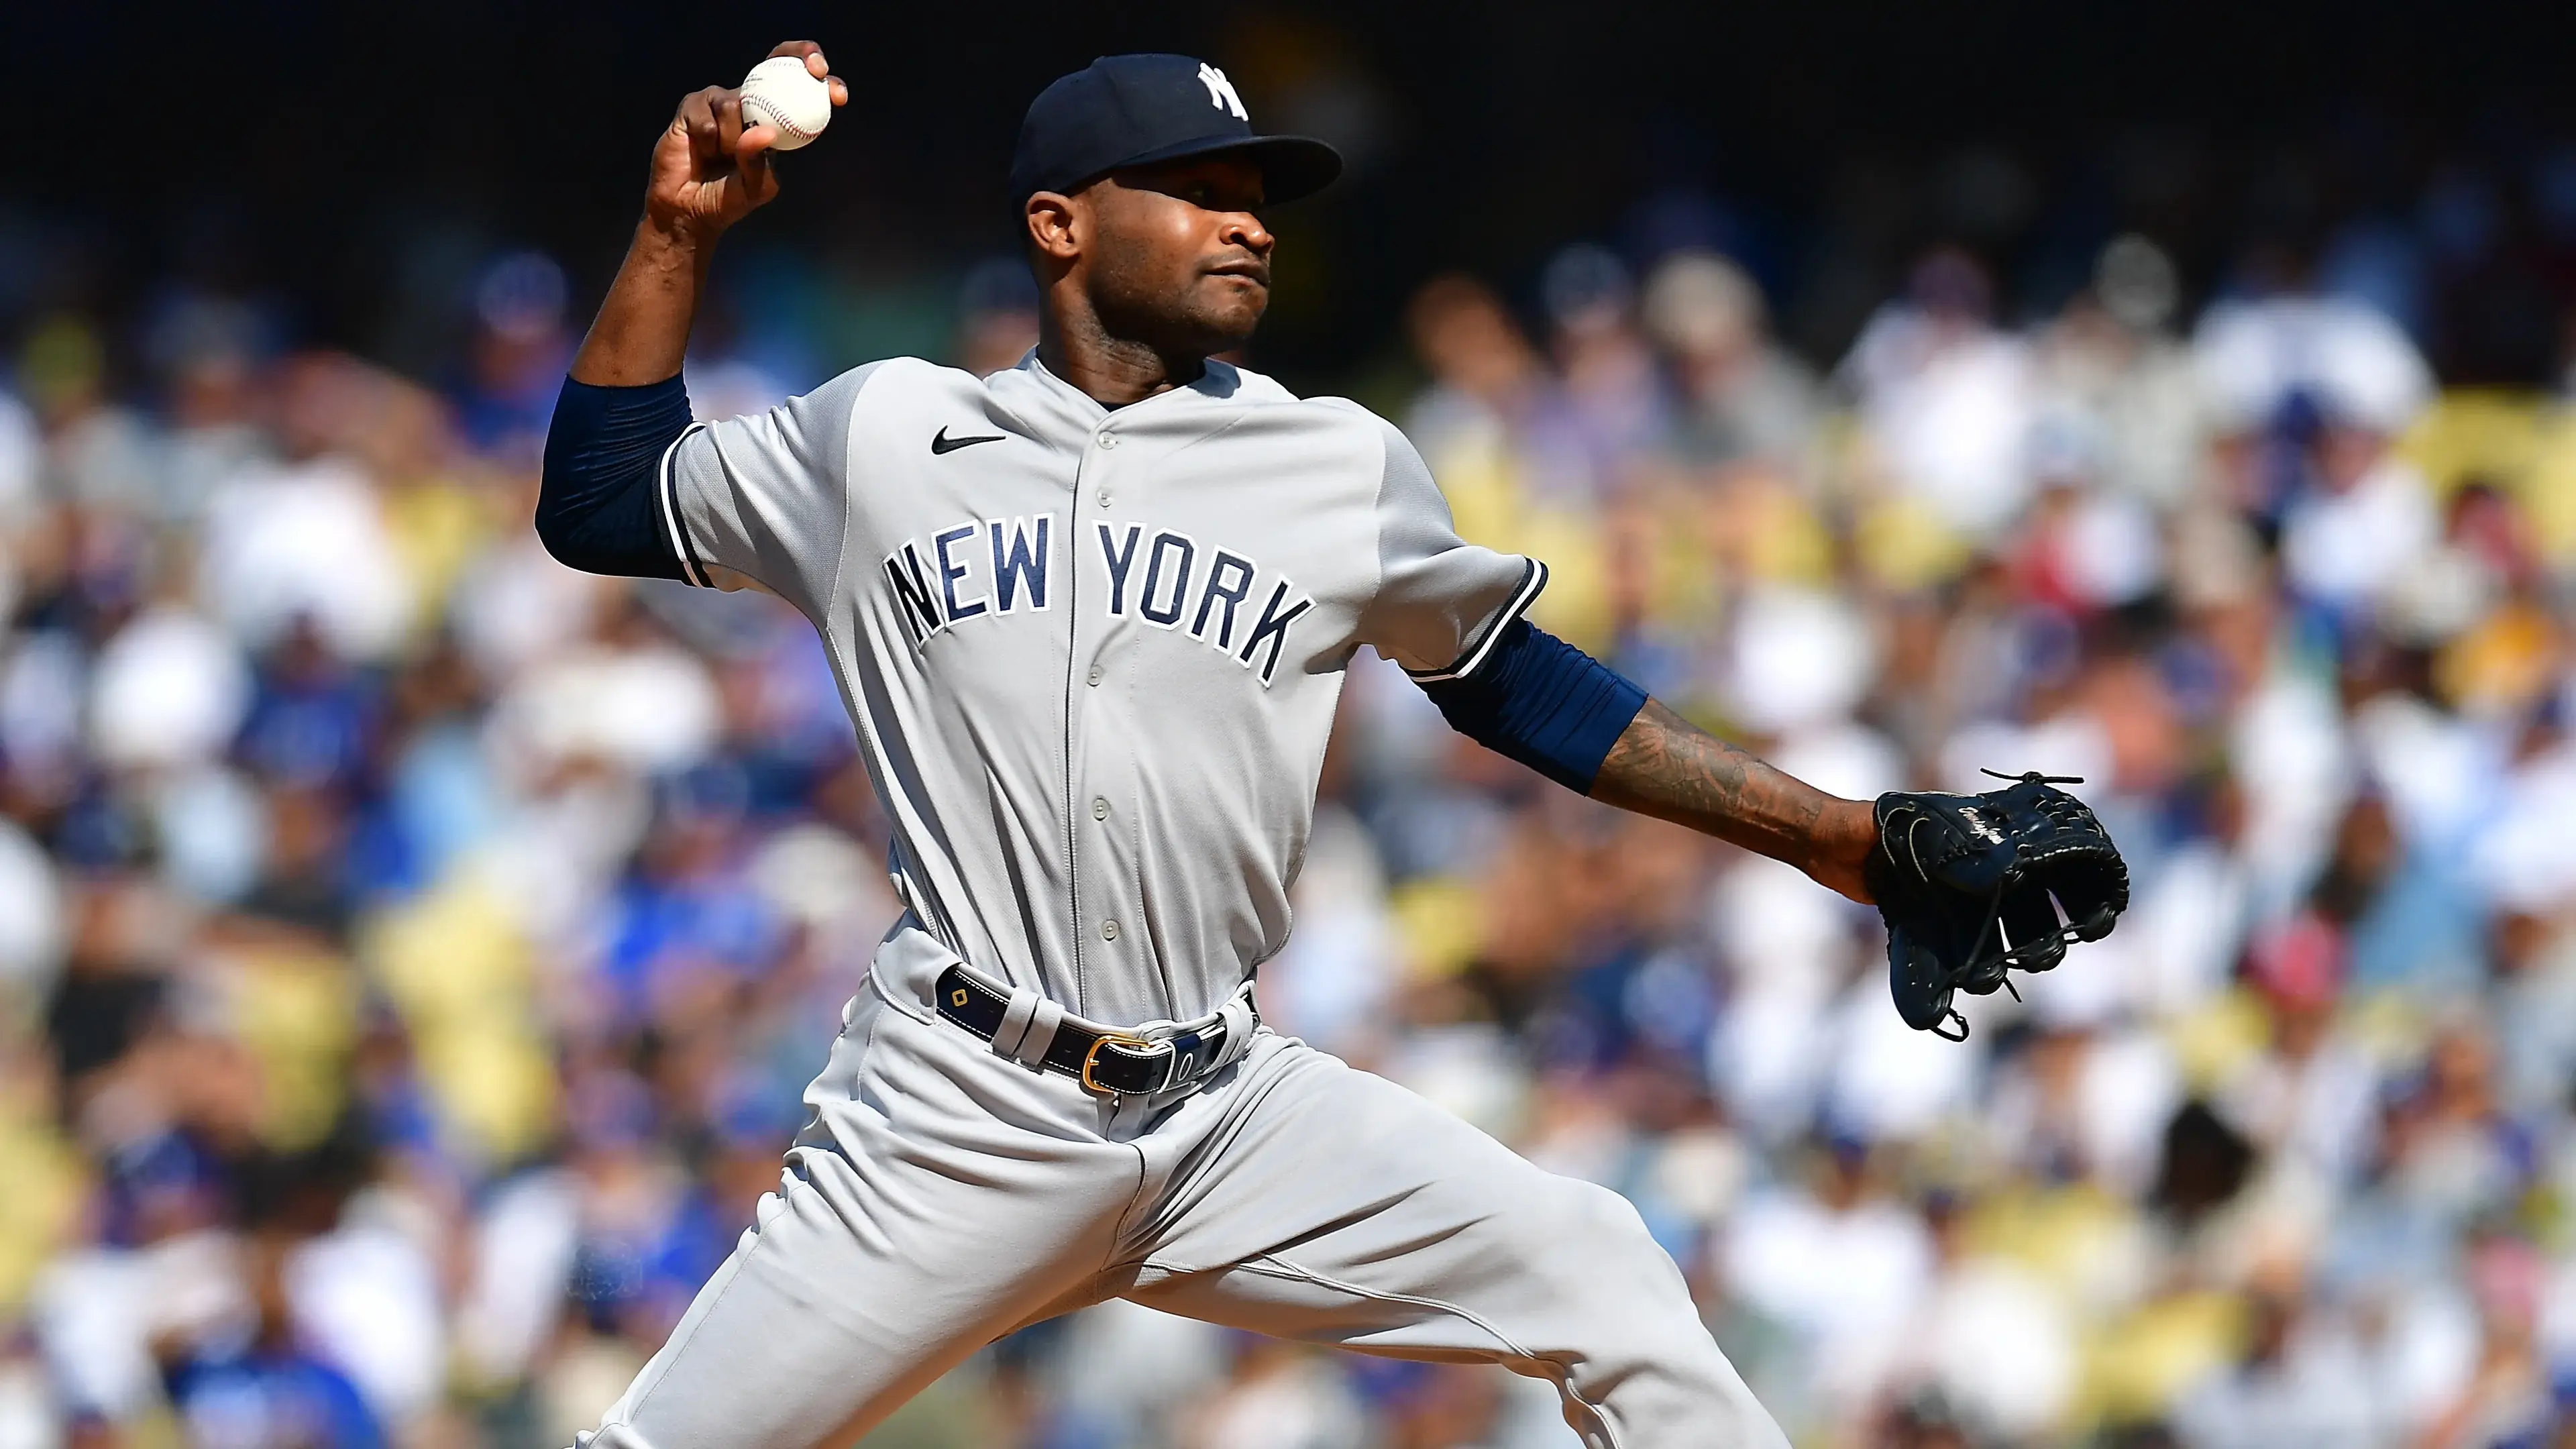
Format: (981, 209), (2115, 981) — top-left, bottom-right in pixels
(1353, 403), (1395, 645)
(1294, 399), (1399, 661)
(813, 358), (905, 659)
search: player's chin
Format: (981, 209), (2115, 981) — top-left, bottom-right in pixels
(1187, 280), (1268, 347)
(1164, 290), (1262, 353)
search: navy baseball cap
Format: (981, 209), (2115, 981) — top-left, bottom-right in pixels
(1008, 54), (1343, 206)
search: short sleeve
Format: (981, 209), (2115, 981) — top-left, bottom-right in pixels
(1350, 412), (1546, 679)
(661, 362), (885, 615)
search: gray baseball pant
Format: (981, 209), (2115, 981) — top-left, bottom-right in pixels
(578, 951), (1787, 1449)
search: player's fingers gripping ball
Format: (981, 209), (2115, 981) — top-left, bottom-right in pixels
(740, 55), (833, 151)
(1865, 771), (2131, 1040)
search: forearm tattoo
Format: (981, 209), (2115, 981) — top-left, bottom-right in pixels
(1590, 699), (1838, 869)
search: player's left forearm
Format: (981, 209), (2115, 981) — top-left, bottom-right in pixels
(1411, 621), (1878, 900)
(1590, 700), (1878, 902)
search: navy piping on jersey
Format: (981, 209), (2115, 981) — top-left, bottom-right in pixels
(1404, 557), (1548, 684)
(1415, 618), (1648, 796)
(535, 374), (694, 582)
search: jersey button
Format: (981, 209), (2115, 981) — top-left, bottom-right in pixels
(1095, 432), (1119, 449)
(1101, 920), (1120, 942)
(1092, 798), (1109, 821)
(1085, 665), (1103, 687)
(1095, 488), (1112, 508)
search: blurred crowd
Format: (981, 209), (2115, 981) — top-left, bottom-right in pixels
(9, 150), (2576, 1449)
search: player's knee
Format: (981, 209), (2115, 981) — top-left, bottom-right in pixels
(1574, 1175), (1656, 1242)
(1508, 1175), (1660, 1272)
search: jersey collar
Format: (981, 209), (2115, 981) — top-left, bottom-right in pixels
(1016, 350), (1243, 423)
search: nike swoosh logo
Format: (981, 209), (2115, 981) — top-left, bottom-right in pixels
(930, 426), (1005, 455)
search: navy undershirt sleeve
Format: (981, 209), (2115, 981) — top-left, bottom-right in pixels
(1415, 620), (1650, 794)
(535, 374), (692, 580)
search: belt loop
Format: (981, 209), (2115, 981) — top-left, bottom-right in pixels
(1213, 984), (1258, 1073)
(1015, 997), (1066, 1069)
(991, 987), (1042, 1059)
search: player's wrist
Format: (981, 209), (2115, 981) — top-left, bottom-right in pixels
(1831, 796), (1879, 855)
(637, 207), (726, 256)
(1839, 797), (1882, 864)
(1801, 797), (1880, 903)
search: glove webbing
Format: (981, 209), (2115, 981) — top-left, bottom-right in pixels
(1935, 770), (2097, 1040)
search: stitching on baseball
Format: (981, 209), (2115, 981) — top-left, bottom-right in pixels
(743, 94), (820, 141)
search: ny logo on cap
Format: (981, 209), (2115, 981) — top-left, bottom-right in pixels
(1197, 63), (1248, 121)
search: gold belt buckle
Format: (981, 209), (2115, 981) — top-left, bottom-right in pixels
(1080, 1032), (1171, 1096)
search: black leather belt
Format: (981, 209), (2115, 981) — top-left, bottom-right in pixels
(932, 966), (1241, 1097)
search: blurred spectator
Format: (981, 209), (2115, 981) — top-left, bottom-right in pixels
(195, 355), (417, 661)
(2028, 237), (2208, 529)
(21, 315), (164, 519)
(170, 1231), (386, 1449)
(1538, 244), (1670, 496)
(1640, 250), (1820, 478)
(1843, 247), (2037, 543)
(2171, 1288), (2381, 1448)
(455, 253), (574, 466)
(1721, 1136), (1933, 1413)
(956, 258), (1042, 378)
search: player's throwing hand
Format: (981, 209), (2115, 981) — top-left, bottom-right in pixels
(647, 42), (847, 239)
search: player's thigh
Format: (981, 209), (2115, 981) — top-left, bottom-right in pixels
(586, 989), (1144, 1449)
(580, 1160), (978, 1449)
(1127, 1043), (1700, 1352)
(1122, 1042), (1782, 1448)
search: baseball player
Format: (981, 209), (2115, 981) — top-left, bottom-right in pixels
(539, 43), (1886, 1449)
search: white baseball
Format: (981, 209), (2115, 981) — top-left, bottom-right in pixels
(739, 55), (832, 152)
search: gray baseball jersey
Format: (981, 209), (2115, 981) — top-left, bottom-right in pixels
(657, 352), (1544, 1027)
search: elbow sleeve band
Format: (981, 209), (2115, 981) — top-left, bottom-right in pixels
(535, 374), (692, 580)
(1415, 620), (1648, 794)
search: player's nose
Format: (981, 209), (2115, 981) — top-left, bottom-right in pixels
(1219, 210), (1273, 256)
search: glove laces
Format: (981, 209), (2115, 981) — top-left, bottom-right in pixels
(1979, 768), (2085, 786)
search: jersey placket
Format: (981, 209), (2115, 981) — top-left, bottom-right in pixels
(1065, 413), (1131, 1015)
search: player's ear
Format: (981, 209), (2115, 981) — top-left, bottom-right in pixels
(1025, 192), (1081, 262)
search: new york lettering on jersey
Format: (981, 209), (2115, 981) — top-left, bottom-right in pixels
(879, 512), (1316, 685)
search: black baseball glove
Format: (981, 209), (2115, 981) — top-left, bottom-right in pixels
(1865, 771), (2130, 1040)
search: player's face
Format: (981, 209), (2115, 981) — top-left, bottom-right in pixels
(1079, 156), (1273, 355)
